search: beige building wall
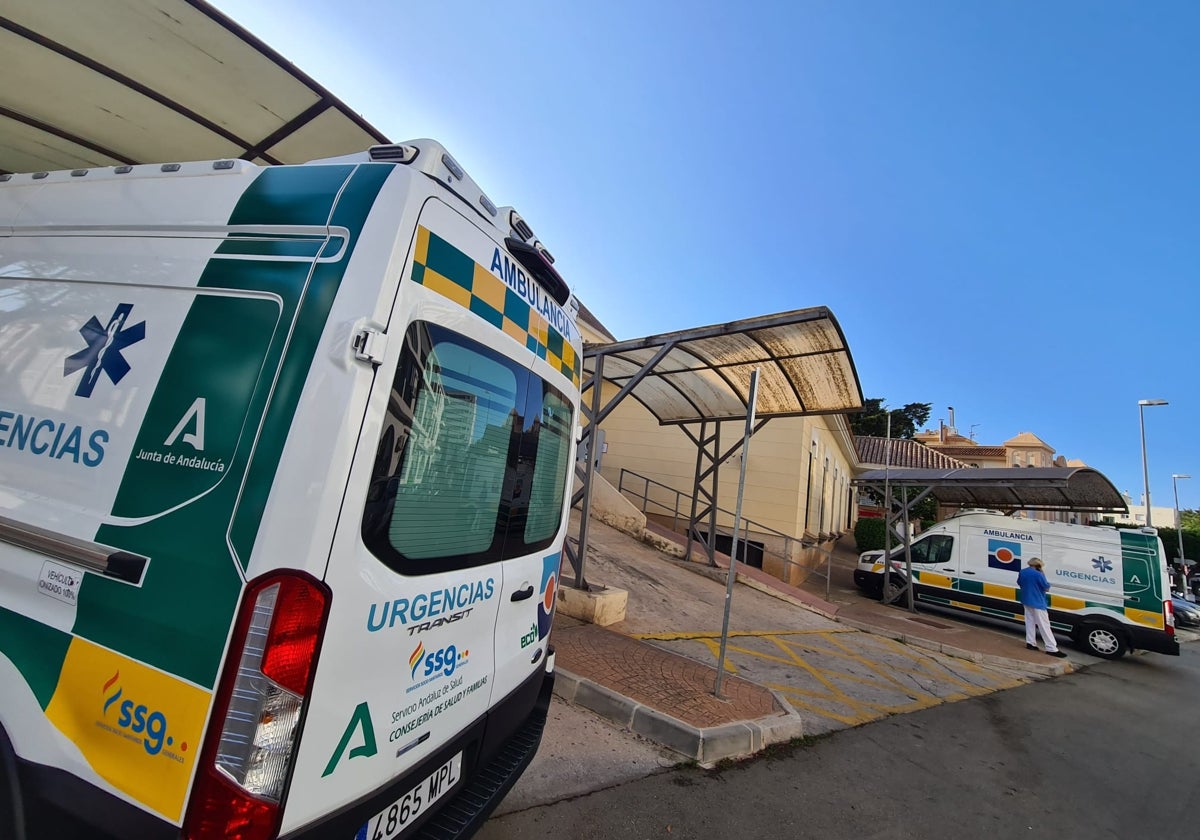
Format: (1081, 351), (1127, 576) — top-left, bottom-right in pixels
(1095, 493), (1176, 528)
(586, 380), (858, 584)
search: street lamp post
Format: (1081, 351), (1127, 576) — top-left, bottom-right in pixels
(1138, 399), (1168, 527)
(1174, 474), (1191, 599)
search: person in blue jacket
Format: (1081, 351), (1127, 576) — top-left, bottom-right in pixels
(1016, 557), (1068, 658)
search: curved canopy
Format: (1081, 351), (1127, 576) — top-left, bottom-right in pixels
(852, 467), (1128, 513)
(584, 306), (864, 426)
(0, 0), (389, 174)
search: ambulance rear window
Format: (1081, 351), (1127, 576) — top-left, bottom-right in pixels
(360, 321), (573, 574)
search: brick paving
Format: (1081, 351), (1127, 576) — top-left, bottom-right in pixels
(553, 621), (782, 729)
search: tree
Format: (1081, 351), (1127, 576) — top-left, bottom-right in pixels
(1181, 509), (1200, 534)
(848, 398), (932, 440)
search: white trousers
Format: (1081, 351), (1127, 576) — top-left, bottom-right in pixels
(1023, 606), (1058, 652)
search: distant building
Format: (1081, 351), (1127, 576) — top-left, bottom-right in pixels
(1094, 492), (1177, 529)
(912, 426), (1089, 523)
(854, 436), (967, 523)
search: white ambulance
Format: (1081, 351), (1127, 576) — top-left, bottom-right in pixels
(853, 510), (1179, 660)
(0, 141), (580, 839)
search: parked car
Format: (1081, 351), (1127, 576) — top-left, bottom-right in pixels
(1172, 595), (1200, 629)
(853, 550), (886, 593)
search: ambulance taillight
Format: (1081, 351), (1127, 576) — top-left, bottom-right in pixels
(183, 573), (330, 840)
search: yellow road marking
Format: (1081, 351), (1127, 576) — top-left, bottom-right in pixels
(639, 627), (1028, 729)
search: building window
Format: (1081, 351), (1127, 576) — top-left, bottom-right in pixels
(804, 439), (817, 530)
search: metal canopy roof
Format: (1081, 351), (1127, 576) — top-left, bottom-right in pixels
(0, 0), (389, 174)
(853, 467), (1129, 513)
(583, 306), (864, 426)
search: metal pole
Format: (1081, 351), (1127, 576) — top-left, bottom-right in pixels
(1138, 399), (1168, 528)
(714, 369), (759, 699)
(901, 485), (914, 612)
(881, 412), (893, 600)
(825, 545), (832, 601)
(1175, 474), (1191, 599)
(1140, 403), (1152, 528)
(574, 354), (605, 589)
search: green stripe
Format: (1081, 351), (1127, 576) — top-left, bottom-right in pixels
(469, 296), (504, 328)
(0, 607), (71, 708)
(1120, 530), (1164, 607)
(77, 163), (394, 687)
(217, 239), (330, 258)
(504, 289), (530, 328)
(228, 163), (393, 563)
(425, 230), (475, 288)
(957, 579), (984, 596)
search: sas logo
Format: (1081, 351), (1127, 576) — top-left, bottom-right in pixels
(409, 643), (468, 685)
(536, 553), (561, 641)
(1093, 557), (1113, 573)
(102, 671), (181, 758)
(65, 304), (146, 398)
(987, 539), (1023, 572)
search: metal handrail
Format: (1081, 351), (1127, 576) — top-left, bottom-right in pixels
(617, 468), (835, 598)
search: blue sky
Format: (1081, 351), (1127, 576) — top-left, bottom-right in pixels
(214, 0), (1198, 512)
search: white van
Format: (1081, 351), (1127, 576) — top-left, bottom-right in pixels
(853, 510), (1179, 660)
(0, 141), (580, 839)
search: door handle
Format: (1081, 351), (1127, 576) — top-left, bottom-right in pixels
(511, 585), (535, 602)
(961, 570), (976, 575)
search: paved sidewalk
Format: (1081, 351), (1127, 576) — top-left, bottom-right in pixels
(552, 618), (803, 764)
(548, 515), (1083, 766)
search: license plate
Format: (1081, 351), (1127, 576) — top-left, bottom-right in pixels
(355, 752), (462, 840)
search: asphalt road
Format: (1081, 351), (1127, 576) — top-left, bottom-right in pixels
(478, 642), (1200, 840)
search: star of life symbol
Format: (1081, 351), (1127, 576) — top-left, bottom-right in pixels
(64, 304), (146, 398)
(1092, 557), (1113, 573)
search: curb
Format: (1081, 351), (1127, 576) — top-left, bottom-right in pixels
(735, 573), (841, 621)
(835, 616), (1073, 677)
(553, 668), (806, 766)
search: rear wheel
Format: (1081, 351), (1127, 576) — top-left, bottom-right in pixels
(1077, 622), (1128, 659)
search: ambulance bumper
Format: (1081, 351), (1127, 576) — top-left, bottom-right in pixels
(0, 725), (175, 840)
(1132, 627), (1180, 656)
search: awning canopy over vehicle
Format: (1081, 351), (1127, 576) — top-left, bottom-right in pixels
(569, 306), (865, 587)
(852, 467), (1129, 514)
(0, 0), (389, 174)
(582, 306), (864, 427)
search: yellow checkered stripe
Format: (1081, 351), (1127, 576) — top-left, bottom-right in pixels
(411, 226), (580, 387)
(895, 568), (1165, 630)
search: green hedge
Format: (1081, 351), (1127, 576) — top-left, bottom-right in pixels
(1157, 527), (1200, 563)
(854, 518), (887, 553)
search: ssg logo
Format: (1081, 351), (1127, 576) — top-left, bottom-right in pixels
(65, 304), (146, 398)
(987, 539), (1023, 572)
(407, 643), (469, 692)
(102, 671), (181, 757)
